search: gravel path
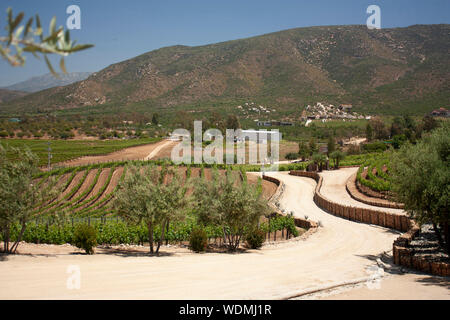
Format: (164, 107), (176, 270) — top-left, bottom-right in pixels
(319, 167), (405, 215)
(0, 171), (447, 300)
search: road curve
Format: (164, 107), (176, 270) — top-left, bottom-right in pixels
(319, 167), (405, 215)
(0, 170), (408, 300)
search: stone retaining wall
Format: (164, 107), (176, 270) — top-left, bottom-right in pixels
(393, 222), (450, 277)
(289, 170), (409, 232)
(289, 169), (450, 277)
(346, 173), (404, 209)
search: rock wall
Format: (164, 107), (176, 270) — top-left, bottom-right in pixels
(289, 169), (450, 277)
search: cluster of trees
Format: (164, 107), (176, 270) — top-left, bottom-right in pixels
(0, 145), (60, 253)
(0, 112), (165, 140)
(289, 136), (345, 170)
(174, 111), (240, 133)
(366, 115), (440, 148)
(113, 165), (269, 253)
(391, 123), (449, 254)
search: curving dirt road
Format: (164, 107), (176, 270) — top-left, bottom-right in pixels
(0, 171), (448, 299)
(319, 167), (405, 215)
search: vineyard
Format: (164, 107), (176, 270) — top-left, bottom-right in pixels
(5, 215), (299, 246)
(356, 158), (392, 194)
(1, 160), (302, 246)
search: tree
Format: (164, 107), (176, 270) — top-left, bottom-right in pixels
(0, 7), (93, 75)
(113, 165), (190, 254)
(225, 115), (240, 130)
(366, 123), (373, 141)
(422, 115), (438, 133)
(369, 117), (388, 140)
(298, 141), (309, 161)
(0, 145), (60, 253)
(390, 124), (450, 253)
(308, 138), (317, 156)
(193, 169), (269, 251)
(151, 113), (159, 126)
(329, 150), (346, 169)
(312, 153), (327, 172)
(327, 135), (336, 156)
(390, 116), (404, 137)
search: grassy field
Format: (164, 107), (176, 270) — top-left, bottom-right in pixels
(0, 137), (161, 166)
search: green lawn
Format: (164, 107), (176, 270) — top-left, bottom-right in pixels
(0, 137), (161, 166)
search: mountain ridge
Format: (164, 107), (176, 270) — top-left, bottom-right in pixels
(1, 24), (448, 116)
(3, 72), (92, 93)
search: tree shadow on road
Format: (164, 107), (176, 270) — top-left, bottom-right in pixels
(415, 275), (450, 290)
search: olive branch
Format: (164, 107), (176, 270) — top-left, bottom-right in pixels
(0, 7), (93, 76)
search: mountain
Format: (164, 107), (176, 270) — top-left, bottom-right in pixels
(3, 72), (92, 93)
(1, 25), (449, 116)
(0, 89), (28, 104)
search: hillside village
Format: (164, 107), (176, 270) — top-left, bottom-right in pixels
(302, 102), (370, 121)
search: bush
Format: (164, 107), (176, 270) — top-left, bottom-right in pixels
(245, 228), (265, 249)
(72, 224), (97, 254)
(362, 141), (388, 153)
(285, 152), (299, 160)
(189, 226), (208, 252)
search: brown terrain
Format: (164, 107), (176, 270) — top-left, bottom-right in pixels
(62, 139), (177, 166)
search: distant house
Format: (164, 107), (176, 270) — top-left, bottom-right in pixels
(339, 104), (353, 111)
(430, 107), (449, 117)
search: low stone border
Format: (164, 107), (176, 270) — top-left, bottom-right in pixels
(289, 169), (450, 277)
(289, 170), (409, 232)
(393, 222), (450, 277)
(357, 167), (392, 200)
(262, 174), (318, 233)
(346, 172), (404, 209)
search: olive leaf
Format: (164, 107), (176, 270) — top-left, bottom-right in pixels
(0, 7), (93, 75)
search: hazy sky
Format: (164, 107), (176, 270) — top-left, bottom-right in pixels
(1, 0), (449, 86)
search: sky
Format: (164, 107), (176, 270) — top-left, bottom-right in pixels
(0, 0), (449, 86)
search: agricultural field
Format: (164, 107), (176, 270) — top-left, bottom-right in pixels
(2, 161), (302, 247)
(356, 158), (392, 194)
(0, 137), (161, 166)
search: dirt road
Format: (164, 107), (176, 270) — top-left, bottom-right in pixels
(0, 171), (448, 299)
(319, 167), (405, 214)
(62, 139), (177, 166)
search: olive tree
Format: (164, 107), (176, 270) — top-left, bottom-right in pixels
(330, 150), (346, 169)
(113, 164), (190, 254)
(0, 145), (60, 253)
(390, 124), (449, 253)
(193, 169), (269, 251)
(312, 153), (327, 172)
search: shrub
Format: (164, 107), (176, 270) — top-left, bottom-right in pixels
(189, 226), (208, 252)
(72, 224), (97, 254)
(245, 228), (265, 249)
(285, 152), (299, 160)
(362, 141), (388, 153)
